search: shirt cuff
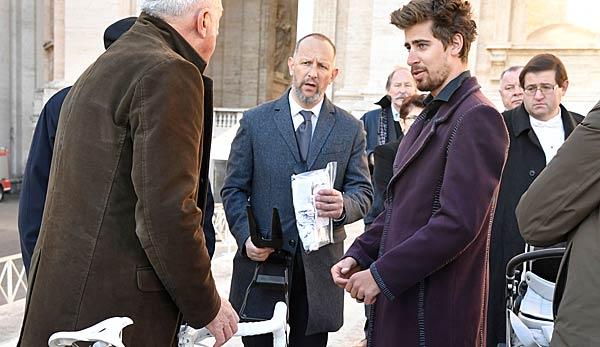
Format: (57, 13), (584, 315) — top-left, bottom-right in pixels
(333, 209), (346, 225)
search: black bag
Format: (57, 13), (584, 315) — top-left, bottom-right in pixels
(239, 207), (291, 322)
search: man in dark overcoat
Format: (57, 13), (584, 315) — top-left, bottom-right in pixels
(222, 33), (372, 347)
(18, 1), (239, 346)
(487, 53), (584, 347)
(332, 1), (509, 346)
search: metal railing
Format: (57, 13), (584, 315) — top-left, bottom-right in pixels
(212, 203), (229, 241)
(0, 254), (27, 305)
(213, 108), (245, 128)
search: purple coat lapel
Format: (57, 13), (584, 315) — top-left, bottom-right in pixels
(389, 80), (482, 188)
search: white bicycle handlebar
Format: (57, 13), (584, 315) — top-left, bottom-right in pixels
(178, 302), (288, 347)
(47, 302), (288, 347)
(48, 317), (133, 347)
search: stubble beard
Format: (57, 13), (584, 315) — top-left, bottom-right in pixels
(416, 61), (451, 93)
(292, 75), (322, 106)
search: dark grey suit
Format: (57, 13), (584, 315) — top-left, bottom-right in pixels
(221, 90), (372, 336)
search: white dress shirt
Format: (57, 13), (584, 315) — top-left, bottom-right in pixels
(529, 112), (565, 164)
(289, 92), (323, 137)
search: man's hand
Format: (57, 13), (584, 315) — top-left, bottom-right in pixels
(315, 188), (344, 219)
(244, 237), (274, 262)
(205, 297), (239, 347)
(331, 257), (361, 288)
(345, 269), (381, 305)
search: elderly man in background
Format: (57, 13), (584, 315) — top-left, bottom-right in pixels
(361, 67), (416, 176)
(18, 1), (238, 346)
(499, 65), (524, 111)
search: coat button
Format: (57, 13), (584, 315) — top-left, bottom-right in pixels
(289, 239), (296, 247)
(529, 170), (536, 177)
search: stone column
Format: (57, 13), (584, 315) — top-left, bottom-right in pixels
(27, 0), (139, 176)
(334, 0), (414, 117)
(330, 0), (373, 116)
(0, 0), (12, 156)
(3, 0), (38, 177)
(207, 0), (297, 108)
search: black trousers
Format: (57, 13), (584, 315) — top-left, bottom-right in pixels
(242, 251), (328, 347)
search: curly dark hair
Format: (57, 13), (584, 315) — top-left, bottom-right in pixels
(391, 0), (477, 63)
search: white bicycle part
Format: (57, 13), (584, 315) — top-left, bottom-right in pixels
(178, 302), (288, 347)
(48, 317), (133, 347)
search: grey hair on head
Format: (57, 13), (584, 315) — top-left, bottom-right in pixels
(141, 0), (221, 18)
(500, 65), (523, 80)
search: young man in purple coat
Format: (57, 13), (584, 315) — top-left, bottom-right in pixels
(331, 0), (509, 346)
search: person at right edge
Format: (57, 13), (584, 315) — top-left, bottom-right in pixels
(516, 101), (600, 347)
(331, 0), (509, 346)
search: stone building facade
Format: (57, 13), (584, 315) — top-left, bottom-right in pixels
(1, 0), (599, 178)
(0, 0), (139, 178)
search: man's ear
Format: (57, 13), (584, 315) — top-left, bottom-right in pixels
(288, 56), (295, 76)
(560, 80), (569, 95)
(195, 9), (210, 38)
(449, 33), (464, 58)
(330, 67), (339, 83)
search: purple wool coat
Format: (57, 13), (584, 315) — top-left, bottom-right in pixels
(346, 76), (509, 347)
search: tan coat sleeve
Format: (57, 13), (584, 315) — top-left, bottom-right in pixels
(129, 58), (220, 328)
(516, 101), (600, 246)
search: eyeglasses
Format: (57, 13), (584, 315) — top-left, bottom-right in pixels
(523, 84), (558, 96)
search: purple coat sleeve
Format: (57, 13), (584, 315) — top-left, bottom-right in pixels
(371, 105), (507, 300)
(345, 207), (385, 269)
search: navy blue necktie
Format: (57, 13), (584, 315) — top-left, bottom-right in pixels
(296, 110), (313, 162)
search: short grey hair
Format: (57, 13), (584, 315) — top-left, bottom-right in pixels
(141, 0), (221, 18)
(500, 65), (523, 81)
(385, 67), (411, 91)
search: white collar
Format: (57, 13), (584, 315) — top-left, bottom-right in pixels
(288, 90), (324, 119)
(529, 111), (562, 129)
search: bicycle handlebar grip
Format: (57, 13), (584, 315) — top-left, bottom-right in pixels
(178, 302), (288, 346)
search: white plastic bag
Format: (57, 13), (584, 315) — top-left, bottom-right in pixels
(291, 162), (337, 252)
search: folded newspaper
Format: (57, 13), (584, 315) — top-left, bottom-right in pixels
(291, 162), (337, 252)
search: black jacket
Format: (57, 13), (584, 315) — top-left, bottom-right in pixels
(361, 95), (403, 158)
(361, 95), (403, 225)
(364, 140), (401, 226)
(486, 103), (583, 346)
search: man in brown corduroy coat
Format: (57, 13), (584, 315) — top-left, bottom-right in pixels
(18, 1), (238, 346)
